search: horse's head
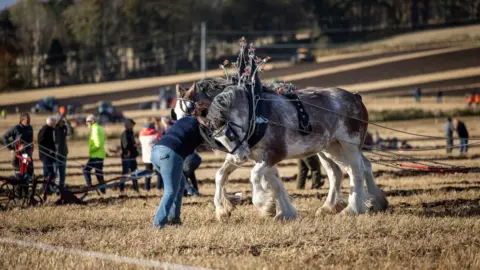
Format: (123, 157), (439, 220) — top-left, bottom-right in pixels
(205, 86), (251, 162)
(173, 83), (195, 121)
(173, 78), (231, 121)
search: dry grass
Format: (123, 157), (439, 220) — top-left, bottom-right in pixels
(0, 171), (479, 269)
(363, 96), (467, 111)
(315, 24), (480, 57)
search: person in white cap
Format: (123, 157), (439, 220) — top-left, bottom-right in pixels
(82, 114), (106, 193)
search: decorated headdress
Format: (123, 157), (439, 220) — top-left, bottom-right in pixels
(218, 37), (271, 87)
(218, 37), (296, 95)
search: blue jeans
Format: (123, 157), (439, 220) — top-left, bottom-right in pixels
(151, 145), (186, 228)
(119, 159), (139, 192)
(460, 138), (468, 153)
(42, 157), (56, 192)
(145, 163), (163, 191)
(54, 156), (67, 190)
(83, 158), (106, 193)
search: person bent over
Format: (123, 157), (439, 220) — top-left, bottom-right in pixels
(151, 116), (203, 228)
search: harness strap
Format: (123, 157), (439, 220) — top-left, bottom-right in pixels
(247, 94), (269, 148)
(198, 125), (229, 153)
(284, 93), (312, 136)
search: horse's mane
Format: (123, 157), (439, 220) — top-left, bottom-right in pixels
(196, 78), (231, 100)
(195, 77), (274, 101)
(206, 85), (249, 129)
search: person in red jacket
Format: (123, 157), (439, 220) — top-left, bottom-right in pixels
(139, 118), (162, 191)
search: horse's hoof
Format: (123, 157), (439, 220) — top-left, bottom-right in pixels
(274, 211), (297, 221)
(316, 201), (347, 216)
(340, 206), (364, 216)
(316, 206), (335, 216)
(365, 194), (389, 213)
(216, 209), (231, 222)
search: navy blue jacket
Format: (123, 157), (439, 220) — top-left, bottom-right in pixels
(156, 117), (203, 159)
(2, 124), (34, 155)
(456, 121), (469, 138)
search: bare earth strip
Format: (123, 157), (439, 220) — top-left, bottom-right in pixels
(340, 66), (480, 92)
(0, 62), (290, 106)
(277, 45), (480, 82)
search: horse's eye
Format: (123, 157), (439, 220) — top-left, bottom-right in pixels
(225, 127), (236, 141)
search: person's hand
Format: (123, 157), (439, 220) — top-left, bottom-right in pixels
(127, 150), (131, 157)
(17, 144), (24, 152)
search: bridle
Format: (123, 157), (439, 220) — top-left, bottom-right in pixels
(210, 90), (259, 155)
(211, 121), (249, 154)
(171, 98), (195, 120)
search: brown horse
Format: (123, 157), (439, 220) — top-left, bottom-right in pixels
(203, 85), (388, 218)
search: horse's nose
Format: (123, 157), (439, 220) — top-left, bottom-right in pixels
(242, 156), (248, 162)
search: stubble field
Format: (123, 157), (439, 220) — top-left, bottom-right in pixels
(1, 114), (480, 269)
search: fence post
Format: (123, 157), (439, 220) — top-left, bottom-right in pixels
(200, 21), (207, 79)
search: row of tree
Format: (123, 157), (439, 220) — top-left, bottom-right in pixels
(0, 0), (479, 91)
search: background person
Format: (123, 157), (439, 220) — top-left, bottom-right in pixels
(3, 112), (34, 177)
(54, 116), (72, 191)
(38, 116), (57, 192)
(296, 155), (323, 190)
(183, 151), (202, 196)
(139, 117), (163, 191)
(119, 118), (139, 193)
(453, 116), (469, 155)
(160, 116), (174, 135)
(2, 113), (36, 202)
(443, 116), (454, 153)
(82, 115), (106, 194)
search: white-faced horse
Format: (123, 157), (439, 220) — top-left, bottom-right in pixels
(202, 85), (388, 217)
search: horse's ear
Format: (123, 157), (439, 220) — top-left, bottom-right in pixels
(176, 84), (186, 98)
(185, 82), (197, 98)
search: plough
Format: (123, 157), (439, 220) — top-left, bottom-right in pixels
(0, 151), (154, 209)
(399, 163), (480, 173)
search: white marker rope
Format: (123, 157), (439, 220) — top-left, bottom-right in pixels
(0, 237), (211, 270)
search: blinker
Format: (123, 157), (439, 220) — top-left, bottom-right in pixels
(170, 109), (177, 121)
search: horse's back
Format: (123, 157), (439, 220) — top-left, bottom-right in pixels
(295, 86), (369, 139)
